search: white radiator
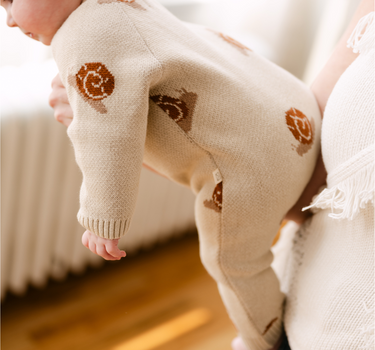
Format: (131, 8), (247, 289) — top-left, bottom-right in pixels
(1, 61), (196, 298)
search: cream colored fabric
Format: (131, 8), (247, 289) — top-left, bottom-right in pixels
(284, 12), (375, 350)
(51, 0), (321, 348)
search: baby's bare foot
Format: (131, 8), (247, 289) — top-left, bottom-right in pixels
(231, 337), (249, 350)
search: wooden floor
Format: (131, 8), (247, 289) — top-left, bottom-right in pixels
(2, 233), (237, 350)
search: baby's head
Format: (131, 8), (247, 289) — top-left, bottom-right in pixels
(1, 0), (82, 45)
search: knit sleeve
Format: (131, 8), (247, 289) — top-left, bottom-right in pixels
(51, 2), (163, 239)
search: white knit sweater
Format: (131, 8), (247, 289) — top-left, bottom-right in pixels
(284, 12), (375, 350)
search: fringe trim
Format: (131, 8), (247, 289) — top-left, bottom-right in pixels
(303, 161), (374, 220)
(358, 302), (374, 350)
(347, 12), (374, 55)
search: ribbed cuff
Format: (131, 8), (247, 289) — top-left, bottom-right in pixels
(77, 212), (130, 239)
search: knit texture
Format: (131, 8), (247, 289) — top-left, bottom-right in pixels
(51, 0), (321, 348)
(285, 12), (375, 350)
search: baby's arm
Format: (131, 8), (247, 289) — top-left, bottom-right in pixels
(50, 75), (125, 261)
(49, 73), (74, 127)
(50, 3), (166, 258)
(49, 74), (164, 260)
(49, 73), (166, 178)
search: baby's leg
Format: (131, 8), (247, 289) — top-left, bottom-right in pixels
(195, 179), (285, 350)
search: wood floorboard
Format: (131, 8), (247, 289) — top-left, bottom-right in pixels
(1, 233), (237, 350)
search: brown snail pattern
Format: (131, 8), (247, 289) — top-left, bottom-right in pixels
(98, 0), (146, 10)
(150, 88), (198, 133)
(68, 62), (115, 114)
(204, 182), (223, 213)
(208, 29), (252, 56)
(285, 107), (315, 156)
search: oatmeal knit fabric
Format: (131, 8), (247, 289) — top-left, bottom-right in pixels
(284, 12), (375, 350)
(51, 0), (321, 348)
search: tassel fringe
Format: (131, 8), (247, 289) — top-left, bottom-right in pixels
(303, 161), (374, 220)
(347, 12), (374, 55)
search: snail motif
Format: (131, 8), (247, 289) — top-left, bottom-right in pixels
(285, 107), (315, 156)
(285, 108), (313, 145)
(97, 0), (146, 10)
(76, 63), (115, 101)
(212, 182), (223, 210)
(219, 33), (252, 53)
(68, 62), (115, 114)
(208, 29), (252, 56)
(150, 95), (189, 123)
(204, 182), (223, 213)
(150, 88), (198, 133)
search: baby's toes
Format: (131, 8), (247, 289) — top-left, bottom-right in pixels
(82, 231), (90, 248)
(97, 245), (120, 261)
(106, 244), (125, 259)
(89, 240), (97, 255)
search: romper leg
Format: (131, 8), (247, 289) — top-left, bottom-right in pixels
(195, 179), (285, 350)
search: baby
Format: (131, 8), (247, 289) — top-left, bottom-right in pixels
(1, 0), (321, 349)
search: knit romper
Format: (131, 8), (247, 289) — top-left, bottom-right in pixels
(51, 0), (321, 348)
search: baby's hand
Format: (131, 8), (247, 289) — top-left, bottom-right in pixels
(49, 73), (74, 127)
(81, 230), (126, 261)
